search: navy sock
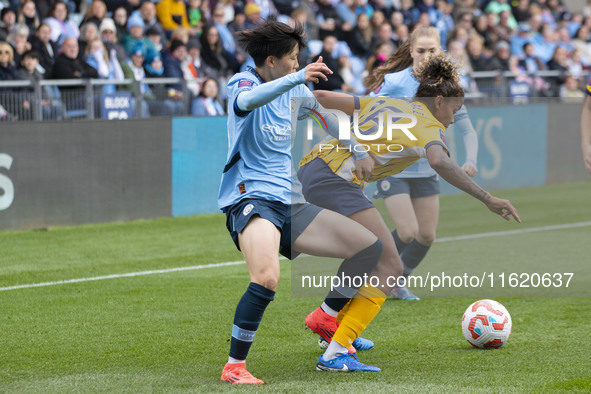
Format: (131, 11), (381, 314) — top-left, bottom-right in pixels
(392, 230), (409, 254)
(229, 282), (275, 361)
(401, 240), (431, 276)
(324, 239), (383, 312)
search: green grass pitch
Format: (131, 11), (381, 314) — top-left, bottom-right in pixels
(1, 182), (590, 392)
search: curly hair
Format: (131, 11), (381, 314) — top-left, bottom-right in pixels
(414, 52), (464, 98)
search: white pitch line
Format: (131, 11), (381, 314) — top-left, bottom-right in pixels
(2, 221), (591, 292)
(435, 220), (591, 243)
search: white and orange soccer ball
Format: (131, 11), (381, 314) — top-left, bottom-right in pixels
(462, 299), (512, 349)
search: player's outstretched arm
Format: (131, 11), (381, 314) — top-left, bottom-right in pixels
(581, 96), (591, 174)
(454, 105), (479, 177)
(311, 89), (357, 115)
(426, 144), (521, 222)
(236, 58), (332, 112)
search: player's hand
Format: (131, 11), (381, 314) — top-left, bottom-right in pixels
(484, 195), (521, 223)
(355, 155), (375, 181)
(583, 145), (591, 174)
(305, 56), (333, 84)
(462, 162), (478, 177)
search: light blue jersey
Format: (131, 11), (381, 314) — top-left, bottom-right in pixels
(369, 66), (477, 179)
(218, 67), (311, 210)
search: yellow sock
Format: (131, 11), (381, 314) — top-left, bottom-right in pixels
(332, 285), (387, 348)
(336, 299), (352, 324)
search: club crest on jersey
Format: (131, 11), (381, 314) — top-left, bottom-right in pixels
(243, 203), (254, 216)
(238, 79), (254, 88)
(439, 128), (447, 146)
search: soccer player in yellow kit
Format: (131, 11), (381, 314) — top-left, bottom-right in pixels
(301, 53), (521, 371)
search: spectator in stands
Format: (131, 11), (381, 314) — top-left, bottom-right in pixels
(453, 0), (477, 21)
(44, 1), (79, 47)
(512, 0), (532, 23)
(389, 11), (404, 32)
(145, 26), (163, 52)
(347, 12), (373, 59)
(15, 49), (62, 119)
(434, 0), (454, 48)
(311, 34), (353, 92)
(531, 23), (558, 63)
(557, 26), (575, 51)
(0, 8), (16, 42)
(486, 0), (518, 29)
(365, 39), (393, 73)
(191, 77), (225, 116)
(186, 0), (205, 37)
(51, 37), (98, 79)
(184, 39), (203, 95)
(335, 0), (357, 27)
(447, 25), (469, 47)
(494, 10), (515, 42)
(100, 18), (126, 62)
(295, 0), (320, 40)
(228, 9), (247, 35)
(212, 4), (237, 57)
(156, 0), (191, 34)
(169, 26), (190, 45)
(50, 37), (98, 113)
(519, 42), (545, 72)
(546, 44), (569, 94)
(7, 24), (31, 65)
(31, 23), (57, 76)
(0, 41), (17, 81)
(122, 13), (157, 59)
(399, 0), (419, 26)
(511, 22), (532, 57)
(572, 26), (591, 66)
(372, 22), (397, 53)
(162, 38), (187, 90)
(448, 38), (478, 92)
(243, 3), (263, 30)
(84, 38), (124, 94)
(199, 24), (237, 80)
(140, 1), (167, 48)
(113, 6), (128, 43)
(80, 0), (107, 28)
(474, 14), (496, 49)
(370, 9), (386, 32)
(394, 24), (409, 47)
(78, 22), (99, 60)
(17, 0), (40, 40)
(490, 40), (512, 70)
(316, 0), (344, 40)
(249, 0), (278, 20)
(568, 49), (585, 77)
(466, 36), (492, 71)
(560, 74), (586, 98)
(216, 0), (235, 24)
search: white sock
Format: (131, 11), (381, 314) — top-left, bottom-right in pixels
(227, 356), (245, 364)
(320, 302), (339, 318)
(322, 340), (348, 361)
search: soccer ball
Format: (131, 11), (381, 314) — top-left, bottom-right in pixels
(462, 299), (512, 349)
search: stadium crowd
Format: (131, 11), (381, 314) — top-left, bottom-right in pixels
(0, 0), (590, 119)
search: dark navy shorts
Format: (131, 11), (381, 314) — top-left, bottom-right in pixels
(224, 198), (322, 259)
(298, 158), (375, 217)
(373, 175), (440, 199)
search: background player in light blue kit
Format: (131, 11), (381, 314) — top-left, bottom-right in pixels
(365, 26), (479, 300)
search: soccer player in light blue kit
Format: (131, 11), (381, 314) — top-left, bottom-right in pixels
(365, 26), (479, 300)
(218, 19), (384, 384)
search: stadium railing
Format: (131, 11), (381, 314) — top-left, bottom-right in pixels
(0, 71), (588, 122)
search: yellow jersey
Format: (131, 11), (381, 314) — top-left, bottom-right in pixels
(299, 97), (449, 187)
